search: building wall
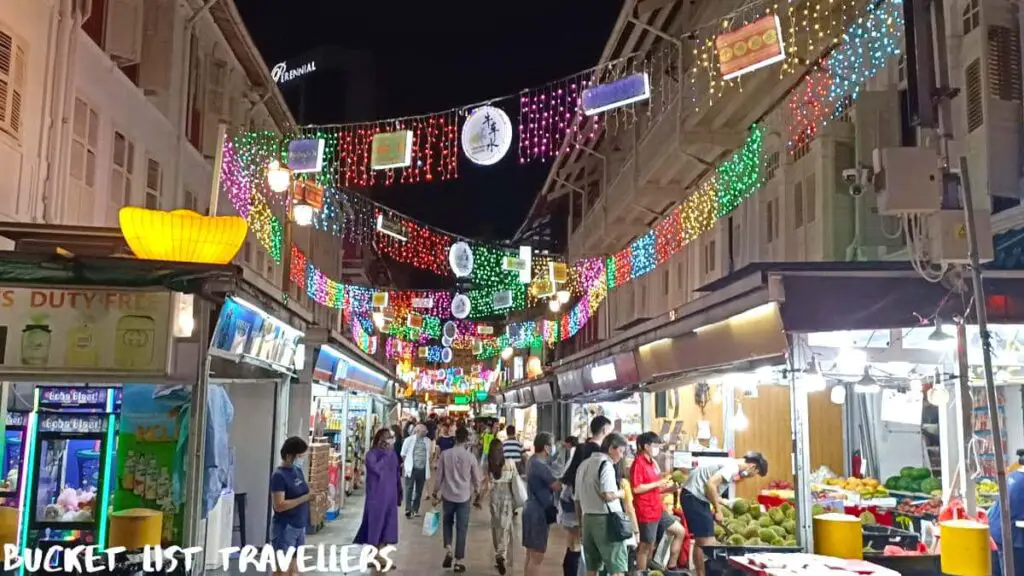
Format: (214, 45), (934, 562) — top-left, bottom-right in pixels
(0, 0), (288, 286)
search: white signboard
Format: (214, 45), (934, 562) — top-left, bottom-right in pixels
(461, 106), (513, 166)
(0, 286), (172, 376)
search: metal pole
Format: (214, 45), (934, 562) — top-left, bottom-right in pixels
(183, 296), (212, 574)
(208, 124), (228, 217)
(958, 158), (1013, 576)
(954, 321), (976, 517)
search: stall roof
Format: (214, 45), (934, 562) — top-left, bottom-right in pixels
(551, 261), (1024, 373)
(0, 251), (240, 293)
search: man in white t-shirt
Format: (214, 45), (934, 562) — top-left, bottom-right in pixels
(681, 452), (768, 576)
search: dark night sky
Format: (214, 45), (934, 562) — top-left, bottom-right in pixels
(238, 0), (621, 242)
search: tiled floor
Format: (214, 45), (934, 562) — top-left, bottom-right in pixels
(304, 489), (570, 575)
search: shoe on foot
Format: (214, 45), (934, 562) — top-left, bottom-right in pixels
(496, 556), (506, 575)
(442, 553), (453, 569)
(453, 563), (466, 573)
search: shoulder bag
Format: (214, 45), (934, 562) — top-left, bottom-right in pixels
(599, 461), (633, 542)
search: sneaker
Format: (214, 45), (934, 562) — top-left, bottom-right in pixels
(453, 563), (466, 573)
(442, 553), (453, 569)
(496, 556), (506, 575)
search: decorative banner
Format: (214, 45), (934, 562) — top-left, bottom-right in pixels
(550, 262), (568, 283)
(287, 138), (325, 173)
(716, 15), (786, 80)
(411, 297), (434, 309)
(292, 180), (324, 210)
(493, 291), (512, 310)
(376, 213), (408, 241)
(476, 325), (494, 336)
(582, 72), (651, 115)
(371, 292), (388, 308)
(461, 106), (513, 166)
(0, 286), (173, 376)
(449, 242), (474, 277)
(407, 313), (423, 329)
(370, 130), (413, 170)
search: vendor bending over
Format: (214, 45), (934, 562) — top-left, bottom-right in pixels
(681, 452), (767, 576)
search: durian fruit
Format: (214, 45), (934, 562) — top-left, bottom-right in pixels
(742, 525), (760, 539)
(769, 525), (787, 539)
(731, 499), (751, 515)
(726, 521), (746, 535)
(757, 528), (777, 542)
(758, 515), (774, 528)
(768, 508), (786, 525)
(714, 525), (725, 539)
(746, 538), (763, 546)
(782, 519), (796, 535)
(736, 513), (753, 525)
(748, 506), (762, 520)
(785, 507), (797, 521)
(727, 534), (745, 545)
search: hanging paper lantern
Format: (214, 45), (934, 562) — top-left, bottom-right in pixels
(449, 242), (474, 277)
(266, 160), (292, 193)
(119, 207), (248, 265)
(527, 356), (543, 378)
(451, 294), (471, 319)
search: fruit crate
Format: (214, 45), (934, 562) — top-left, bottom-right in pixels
(862, 524), (920, 551)
(702, 545), (803, 576)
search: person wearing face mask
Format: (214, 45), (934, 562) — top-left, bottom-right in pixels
(575, 433), (631, 576)
(269, 437), (310, 576)
(682, 451), (768, 576)
(355, 428), (402, 575)
(523, 432), (563, 576)
(631, 432), (685, 572)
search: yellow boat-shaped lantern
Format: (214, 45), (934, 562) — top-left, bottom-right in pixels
(119, 207), (248, 265)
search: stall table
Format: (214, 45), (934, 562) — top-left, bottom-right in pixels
(726, 553), (901, 575)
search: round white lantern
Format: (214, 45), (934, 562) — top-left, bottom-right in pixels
(461, 106), (513, 166)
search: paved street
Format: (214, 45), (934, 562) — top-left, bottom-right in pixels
(305, 490), (569, 575)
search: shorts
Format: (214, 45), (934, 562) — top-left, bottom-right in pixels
(639, 511), (679, 544)
(681, 490), (715, 538)
(581, 514), (629, 574)
(558, 487), (578, 528)
(522, 504), (551, 552)
(270, 522), (306, 551)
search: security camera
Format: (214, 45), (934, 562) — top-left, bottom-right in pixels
(848, 182), (864, 197)
(842, 168), (861, 185)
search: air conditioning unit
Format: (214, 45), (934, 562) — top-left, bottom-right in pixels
(960, 2), (1022, 199)
(105, 0), (143, 65)
(929, 208), (994, 263)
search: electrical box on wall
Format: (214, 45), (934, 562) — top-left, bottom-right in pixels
(929, 209), (994, 264)
(873, 147), (942, 214)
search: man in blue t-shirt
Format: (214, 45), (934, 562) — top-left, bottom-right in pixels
(270, 437), (311, 556)
(989, 462), (1024, 576)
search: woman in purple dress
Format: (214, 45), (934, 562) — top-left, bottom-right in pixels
(355, 427), (402, 573)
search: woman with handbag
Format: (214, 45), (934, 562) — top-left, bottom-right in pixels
(523, 432), (562, 576)
(574, 433), (631, 576)
(485, 438), (518, 575)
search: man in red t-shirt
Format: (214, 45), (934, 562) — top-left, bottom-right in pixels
(630, 432), (685, 571)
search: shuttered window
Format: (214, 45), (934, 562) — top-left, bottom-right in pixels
(987, 26), (1022, 102)
(966, 58), (983, 133)
(0, 28), (25, 140)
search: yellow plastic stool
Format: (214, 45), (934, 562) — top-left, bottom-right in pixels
(940, 519), (990, 576)
(812, 513), (863, 560)
(108, 508), (163, 551)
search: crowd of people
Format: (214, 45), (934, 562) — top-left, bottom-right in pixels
(265, 412), (768, 576)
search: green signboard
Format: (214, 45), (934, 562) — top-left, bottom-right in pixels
(453, 395), (470, 405)
(475, 390), (489, 401)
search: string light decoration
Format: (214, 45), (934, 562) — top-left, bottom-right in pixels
(629, 231), (656, 279)
(333, 112), (460, 188)
(470, 245), (520, 290)
(375, 212), (454, 276)
(681, 179), (719, 242)
(654, 208), (682, 265)
(786, 0), (904, 152)
(249, 191), (283, 262)
(518, 74), (600, 162)
(715, 124), (765, 216)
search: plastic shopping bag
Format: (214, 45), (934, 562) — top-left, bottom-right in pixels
(512, 475), (528, 509)
(651, 533), (674, 570)
(422, 509), (441, 537)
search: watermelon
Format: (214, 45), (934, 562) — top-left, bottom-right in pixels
(900, 466), (917, 477)
(897, 477), (916, 491)
(911, 467), (932, 480)
(884, 476), (902, 490)
(920, 477), (941, 494)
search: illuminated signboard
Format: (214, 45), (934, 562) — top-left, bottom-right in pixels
(271, 60), (317, 84)
(715, 15), (786, 80)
